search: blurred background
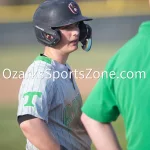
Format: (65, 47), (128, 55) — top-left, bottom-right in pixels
(0, 0), (150, 150)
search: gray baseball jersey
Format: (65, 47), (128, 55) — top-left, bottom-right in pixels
(17, 54), (91, 150)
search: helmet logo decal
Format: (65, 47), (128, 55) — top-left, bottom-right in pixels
(68, 2), (78, 14)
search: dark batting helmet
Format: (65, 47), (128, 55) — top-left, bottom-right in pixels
(33, 0), (93, 51)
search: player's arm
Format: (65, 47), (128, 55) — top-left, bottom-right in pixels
(17, 67), (62, 150)
(81, 113), (122, 150)
(19, 116), (60, 150)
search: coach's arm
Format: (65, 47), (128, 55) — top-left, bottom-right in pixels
(81, 113), (122, 150)
(19, 117), (60, 150)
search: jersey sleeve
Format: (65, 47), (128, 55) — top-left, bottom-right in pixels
(17, 64), (54, 123)
(81, 57), (120, 123)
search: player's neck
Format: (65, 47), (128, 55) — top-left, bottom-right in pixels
(44, 46), (69, 64)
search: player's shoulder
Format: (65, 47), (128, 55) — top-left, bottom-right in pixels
(21, 54), (56, 86)
(18, 55), (58, 102)
(25, 54), (54, 76)
(31, 54), (54, 70)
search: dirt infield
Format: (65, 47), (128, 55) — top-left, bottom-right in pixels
(0, 77), (98, 103)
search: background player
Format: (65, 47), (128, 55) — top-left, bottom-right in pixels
(17, 0), (92, 150)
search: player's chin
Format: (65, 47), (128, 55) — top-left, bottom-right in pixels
(68, 42), (78, 50)
(70, 45), (78, 52)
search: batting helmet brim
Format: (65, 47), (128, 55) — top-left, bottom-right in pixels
(51, 15), (93, 28)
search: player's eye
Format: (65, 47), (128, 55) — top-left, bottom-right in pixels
(60, 23), (79, 30)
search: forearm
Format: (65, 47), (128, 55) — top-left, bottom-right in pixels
(20, 118), (60, 150)
(81, 113), (122, 150)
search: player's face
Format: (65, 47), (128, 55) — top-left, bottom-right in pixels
(58, 22), (80, 53)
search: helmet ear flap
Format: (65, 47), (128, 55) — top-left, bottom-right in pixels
(34, 25), (61, 47)
(79, 22), (92, 51)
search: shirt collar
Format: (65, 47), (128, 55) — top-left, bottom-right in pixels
(51, 59), (69, 72)
(34, 54), (70, 72)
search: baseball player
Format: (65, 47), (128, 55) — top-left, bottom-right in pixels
(17, 0), (92, 150)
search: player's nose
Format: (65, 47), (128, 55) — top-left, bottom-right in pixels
(72, 26), (80, 37)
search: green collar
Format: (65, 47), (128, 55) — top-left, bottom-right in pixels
(138, 21), (150, 35)
(34, 54), (51, 64)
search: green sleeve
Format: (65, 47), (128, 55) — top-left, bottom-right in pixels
(82, 59), (120, 123)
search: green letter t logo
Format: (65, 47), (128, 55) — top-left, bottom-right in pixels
(23, 92), (42, 107)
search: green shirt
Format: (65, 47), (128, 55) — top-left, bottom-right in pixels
(82, 21), (150, 150)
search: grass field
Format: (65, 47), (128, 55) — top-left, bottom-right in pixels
(0, 43), (127, 150)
